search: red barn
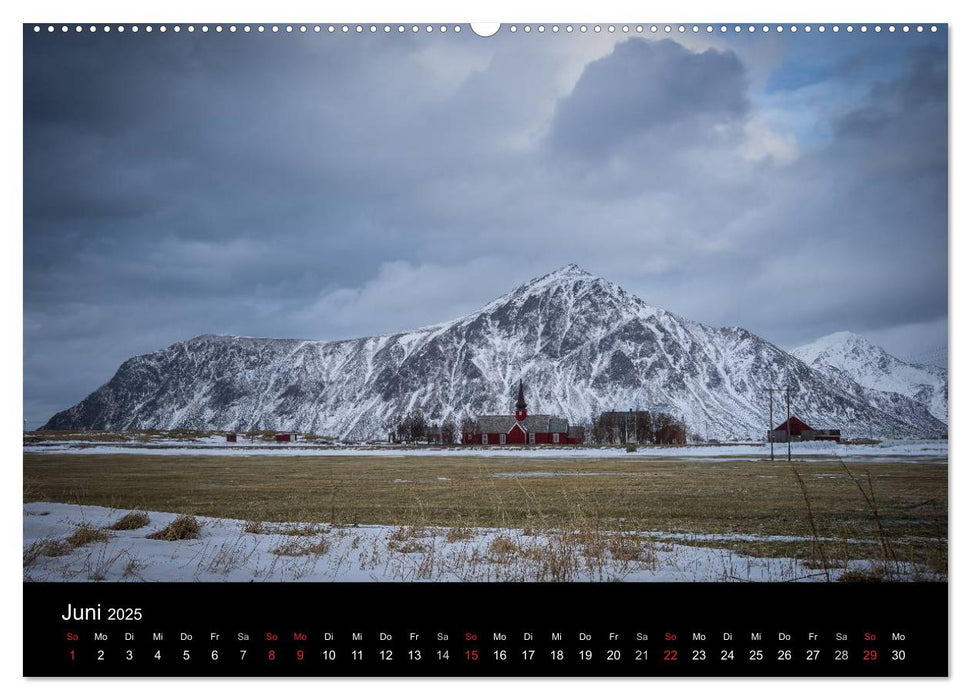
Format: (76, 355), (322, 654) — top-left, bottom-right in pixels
(768, 416), (840, 442)
(274, 433), (298, 442)
(462, 381), (577, 446)
(774, 416), (815, 437)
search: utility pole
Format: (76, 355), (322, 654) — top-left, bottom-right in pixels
(785, 386), (792, 462)
(763, 385), (791, 462)
(768, 388), (775, 461)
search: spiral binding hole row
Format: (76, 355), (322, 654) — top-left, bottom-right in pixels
(33, 24), (939, 36)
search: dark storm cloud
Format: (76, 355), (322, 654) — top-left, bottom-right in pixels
(22, 29), (947, 425)
(549, 39), (749, 157)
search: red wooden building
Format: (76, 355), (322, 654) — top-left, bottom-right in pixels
(462, 381), (579, 445)
(768, 416), (840, 442)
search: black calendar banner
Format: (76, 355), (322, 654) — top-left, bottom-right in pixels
(24, 582), (947, 677)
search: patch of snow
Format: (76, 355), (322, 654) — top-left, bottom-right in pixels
(23, 502), (939, 583)
(24, 440), (948, 461)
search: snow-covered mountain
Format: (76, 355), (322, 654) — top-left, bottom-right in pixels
(791, 331), (947, 424)
(43, 265), (947, 440)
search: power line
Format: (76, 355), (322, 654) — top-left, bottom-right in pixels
(759, 385), (792, 462)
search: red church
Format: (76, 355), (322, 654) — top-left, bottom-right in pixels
(463, 381), (578, 446)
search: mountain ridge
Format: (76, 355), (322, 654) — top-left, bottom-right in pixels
(791, 331), (947, 423)
(43, 265), (946, 440)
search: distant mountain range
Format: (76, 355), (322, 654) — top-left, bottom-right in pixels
(791, 331), (947, 423)
(43, 265), (947, 440)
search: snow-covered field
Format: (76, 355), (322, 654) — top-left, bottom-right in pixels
(23, 439), (948, 462)
(24, 502), (930, 583)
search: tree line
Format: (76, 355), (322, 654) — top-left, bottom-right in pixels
(386, 407), (691, 445)
(388, 409), (470, 444)
(589, 410), (687, 445)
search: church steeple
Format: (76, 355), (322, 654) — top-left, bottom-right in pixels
(515, 380), (528, 422)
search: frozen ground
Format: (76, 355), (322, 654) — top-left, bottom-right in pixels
(23, 502), (927, 583)
(23, 439), (948, 462)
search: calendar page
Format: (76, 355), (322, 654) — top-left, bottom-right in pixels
(22, 20), (948, 677)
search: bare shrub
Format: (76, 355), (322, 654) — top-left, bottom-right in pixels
(147, 514), (201, 541)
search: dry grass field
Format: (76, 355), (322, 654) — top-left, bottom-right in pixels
(23, 453), (947, 578)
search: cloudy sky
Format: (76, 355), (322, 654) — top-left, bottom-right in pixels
(23, 25), (947, 426)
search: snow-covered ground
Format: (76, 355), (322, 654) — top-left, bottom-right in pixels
(23, 439), (948, 462)
(24, 502), (929, 583)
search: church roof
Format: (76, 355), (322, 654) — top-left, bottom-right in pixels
(476, 415), (518, 434)
(773, 416), (815, 434)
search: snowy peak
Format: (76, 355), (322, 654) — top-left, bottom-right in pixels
(497, 264), (599, 303)
(500, 265), (657, 313)
(43, 268), (946, 440)
(538, 263), (594, 281)
(792, 331), (881, 368)
(792, 332), (947, 423)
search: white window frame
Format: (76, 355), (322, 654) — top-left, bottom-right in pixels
(482, 434), (488, 445)
(500, 433), (506, 445)
(553, 433), (560, 443)
(529, 432), (536, 444)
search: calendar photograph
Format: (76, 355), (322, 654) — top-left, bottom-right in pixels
(23, 23), (947, 589)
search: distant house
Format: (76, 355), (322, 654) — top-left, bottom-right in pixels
(768, 416), (840, 442)
(274, 433), (298, 442)
(226, 433), (237, 443)
(462, 381), (578, 445)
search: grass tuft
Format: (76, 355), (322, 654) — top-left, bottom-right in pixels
(147, 514), (200, 541)
(66, 523), (112, 548)
(488, 534), (519, 557)
(271, 536), (331, 556)
(109, 511), (150, 531)
(445, 527), (475, 543)
(23, 538), (72, 565)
